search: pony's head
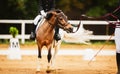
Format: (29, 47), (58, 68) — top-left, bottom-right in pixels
(46, 9), (73, 33)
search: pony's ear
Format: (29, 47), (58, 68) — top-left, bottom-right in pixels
(55, 9), (62, 13)
(46, 12), (53, 20)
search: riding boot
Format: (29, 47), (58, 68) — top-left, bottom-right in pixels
(116, 53), (120, 74)
(30, 24), (37, 40)
(54, 26), (61, 41)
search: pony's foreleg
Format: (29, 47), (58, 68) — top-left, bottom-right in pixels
(37, 47), (42, 71)
(51, 40), (61, 68)
(47, 48), (52, 70)
(51, 46), (58, 68)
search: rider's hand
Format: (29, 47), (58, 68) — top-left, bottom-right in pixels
(40, 10), (46, 16)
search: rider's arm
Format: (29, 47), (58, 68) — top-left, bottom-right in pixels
(39, 0), (46, 16)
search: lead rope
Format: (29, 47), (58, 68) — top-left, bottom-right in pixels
(87, 6), (119, 64)
(88, 33), (114, 65)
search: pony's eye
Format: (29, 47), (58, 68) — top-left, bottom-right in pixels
(59, 17), (63, 20)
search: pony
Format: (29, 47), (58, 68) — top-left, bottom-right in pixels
(36, 9), (73, 72)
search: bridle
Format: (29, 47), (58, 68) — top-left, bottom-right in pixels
(46, 12), (70, 30)
(56, 13), (70, 30)
(47, 10), (81, 33)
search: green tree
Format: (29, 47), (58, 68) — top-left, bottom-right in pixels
(85, 0), (119, 17)
(0, 0), (119, 19)
(0, 0), (38, 19)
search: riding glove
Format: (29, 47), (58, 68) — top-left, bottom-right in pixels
(40, 10), (46, 16)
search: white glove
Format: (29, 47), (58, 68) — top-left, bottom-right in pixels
(40, 10), (46, 16)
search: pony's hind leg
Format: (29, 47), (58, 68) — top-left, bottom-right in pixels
(37, 46), (42, 71)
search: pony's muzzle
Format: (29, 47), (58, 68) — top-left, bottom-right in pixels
(66, 27), (73, 33)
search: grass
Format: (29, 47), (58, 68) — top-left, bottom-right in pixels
(0, 39), (115, 45)
(62, 40), (115, 45)
(90, 40), (115, 45)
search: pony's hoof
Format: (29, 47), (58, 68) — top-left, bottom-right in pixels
(46, 66), (51, 73)
(46, 69), (51, 73)
(46, 69), (56, 73)
(36, 71), (44, 74)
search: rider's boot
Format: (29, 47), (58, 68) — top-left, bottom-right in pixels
(30, 24), (37, 40)
(116, 53), (120, 74)
(54, 26), (61, 41)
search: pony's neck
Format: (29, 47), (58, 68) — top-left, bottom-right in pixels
(47, 15), (57, 27)
(42, 20), (55, 32)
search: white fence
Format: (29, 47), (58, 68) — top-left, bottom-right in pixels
(0, 20), (114, 44)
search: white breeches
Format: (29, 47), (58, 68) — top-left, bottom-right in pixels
(33, 15), (42, 25)
(115, 28), (120, 53)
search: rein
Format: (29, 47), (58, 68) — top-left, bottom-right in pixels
(48, 21), (55, 28)
(72, 21), (81, 33)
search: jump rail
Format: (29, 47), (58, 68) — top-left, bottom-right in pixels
(0, 20), (114, 44)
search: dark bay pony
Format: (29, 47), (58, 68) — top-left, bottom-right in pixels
(36, 9), (73, 72)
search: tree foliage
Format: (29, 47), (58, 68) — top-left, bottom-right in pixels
(0, 0), (119, 19)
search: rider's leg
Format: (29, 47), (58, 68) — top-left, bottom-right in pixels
(30, 24), (37, 40)
(30, 15), (41, 40)
(54, 26), (61, 41)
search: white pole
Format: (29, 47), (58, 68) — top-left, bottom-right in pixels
(21, 22), (25, 44)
